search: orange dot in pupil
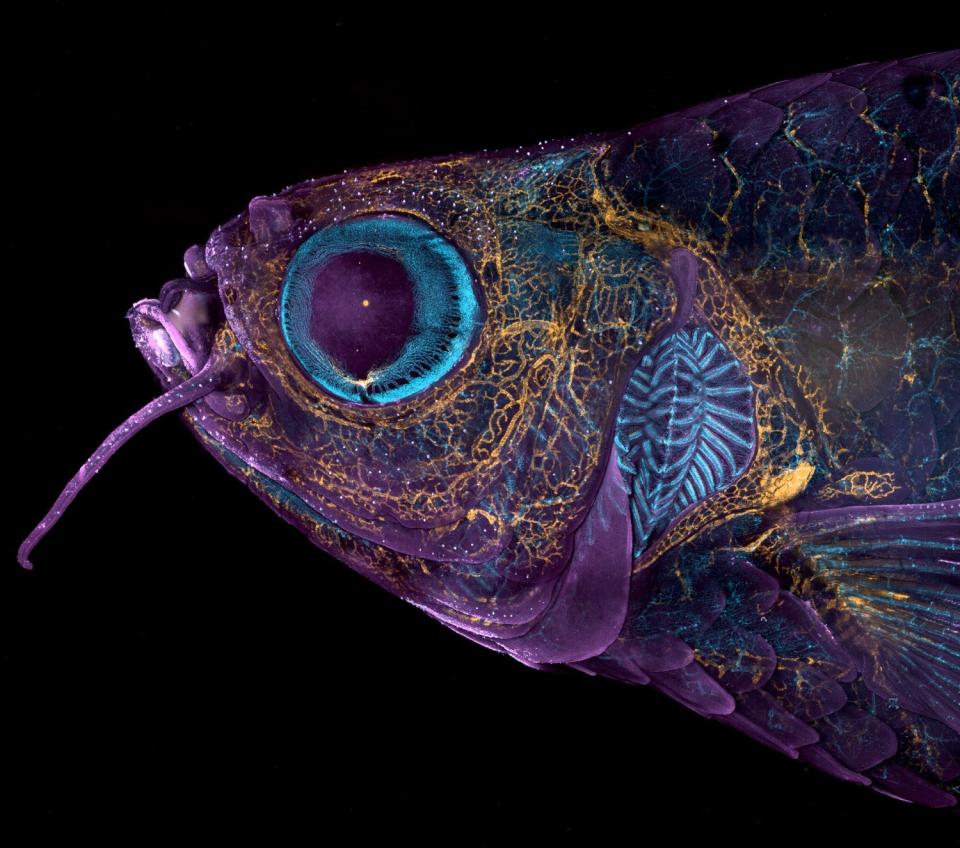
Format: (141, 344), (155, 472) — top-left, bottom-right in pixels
(362, 299), (370, 307)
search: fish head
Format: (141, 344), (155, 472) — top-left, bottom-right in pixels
(57, 139), (685, 647)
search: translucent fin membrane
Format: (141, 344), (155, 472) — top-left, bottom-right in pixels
(17, 364), (224, 570)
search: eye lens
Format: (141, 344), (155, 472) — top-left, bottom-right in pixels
(280, 214), (480, 404)
(309, 251), (414, 378)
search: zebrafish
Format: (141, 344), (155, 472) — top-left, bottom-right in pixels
(20, 49), (960, 807)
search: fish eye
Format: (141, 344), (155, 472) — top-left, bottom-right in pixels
(279, 213), (480, 404)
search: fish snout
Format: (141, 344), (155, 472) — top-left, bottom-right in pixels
(127, 278), (267, 423)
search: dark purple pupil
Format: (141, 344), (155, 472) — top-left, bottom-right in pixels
(308, 251), (415, 378)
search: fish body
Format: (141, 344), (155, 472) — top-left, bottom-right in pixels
(21, 49), (960, 807)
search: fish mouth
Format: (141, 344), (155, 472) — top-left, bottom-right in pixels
(127, 277), (266, 424)
(127, 278), (224, 382)
(18, 275), (229, 571)
(20, 271), (259, 571)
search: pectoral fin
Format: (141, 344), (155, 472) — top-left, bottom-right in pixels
(773, 499), (960, 735)
(570, 499), (960, 807)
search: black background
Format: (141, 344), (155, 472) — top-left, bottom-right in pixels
(6, 5), (959, 840)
